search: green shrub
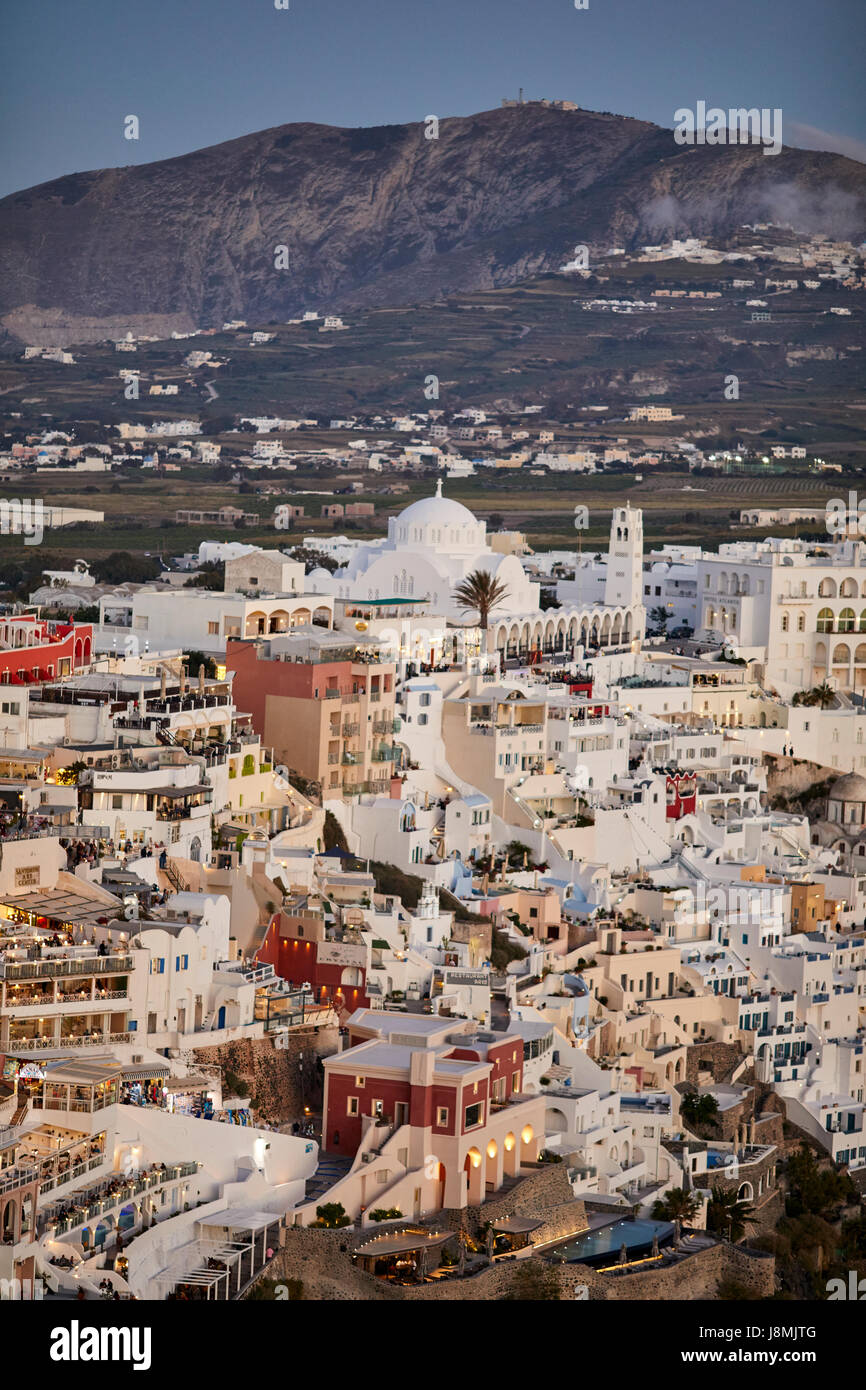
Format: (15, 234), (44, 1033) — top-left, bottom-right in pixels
(314, 1202), (351, 1228)
(369, 1207), (403, 1222)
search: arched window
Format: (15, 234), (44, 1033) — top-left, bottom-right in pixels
(839, 608), (856, 632)
(818, 578), (837, 598)
(797, 612), (806, 632)
(781, 613), (789, 632)
(817, 608), (834, 633)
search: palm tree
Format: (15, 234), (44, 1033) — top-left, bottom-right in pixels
(813, 681), (835, 710)
(651, 1187), (700, 1224)
(706, 1186), (756, 1243)
(648, 605), (669, 636)
(454, 569), (510, 649)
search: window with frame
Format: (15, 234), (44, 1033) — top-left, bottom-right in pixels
(436, 1106), (448, 1127)
(347, 1096), (359, 1117)
(464, 1101), (483, 1129)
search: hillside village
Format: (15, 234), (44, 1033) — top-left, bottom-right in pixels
(1, 463), (866, 1302)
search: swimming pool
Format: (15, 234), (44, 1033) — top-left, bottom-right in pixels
(553, 1218), (674, 1267)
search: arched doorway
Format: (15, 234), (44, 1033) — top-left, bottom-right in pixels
(463, 1148), (483, 1204)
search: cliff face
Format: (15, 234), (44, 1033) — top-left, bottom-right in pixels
(1, 105), (863, 342)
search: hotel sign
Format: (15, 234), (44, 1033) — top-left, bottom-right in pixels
(317, 941), (365, 968)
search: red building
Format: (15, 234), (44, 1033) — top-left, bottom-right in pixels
(0, 616), (92, 685)
(666, 770), (697, 820)
(305, 1010), (545, 1217)
(256, 908), (370, 1020)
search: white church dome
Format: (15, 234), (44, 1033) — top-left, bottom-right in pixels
(395, 487), (477, 531)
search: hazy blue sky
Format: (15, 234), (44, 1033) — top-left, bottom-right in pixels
(1, 0), (864, 196)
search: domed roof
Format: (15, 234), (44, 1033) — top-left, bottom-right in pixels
(829, 772), (866, 802)
(396, 480), (478, 530)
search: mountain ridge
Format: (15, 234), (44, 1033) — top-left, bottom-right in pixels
(1, 104), (864, 344)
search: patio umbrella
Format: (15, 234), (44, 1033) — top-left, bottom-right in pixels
(619, 1243), (628, 1266)
(651, 1233), (659, 1258)
(486, 1226), (495, 1260)
(457, 1234), (466, 1277)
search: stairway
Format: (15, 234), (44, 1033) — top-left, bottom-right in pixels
(303, 1155), (352, 1204)
(11, 1100), (28, 1126)
(163, 860), (189, 893)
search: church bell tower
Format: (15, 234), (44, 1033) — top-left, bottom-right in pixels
(604, 502), (644, 612)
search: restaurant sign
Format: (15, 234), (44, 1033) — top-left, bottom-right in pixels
(17, 1062), (46, 1081)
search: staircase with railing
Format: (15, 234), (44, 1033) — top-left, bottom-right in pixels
(163, 860), (189, 893)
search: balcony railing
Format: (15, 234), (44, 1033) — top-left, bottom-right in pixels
(372, 747), (401, 762)
(0, 955), (132, 981)
(342, 778), (391, 796)
(156, 802), (211, 820)
(10, 1031), (131, 1051)
(3, 988), (128, 1007)
(43, 1162), (199, 1236)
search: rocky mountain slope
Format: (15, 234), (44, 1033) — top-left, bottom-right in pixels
(1, 104), (864, 343)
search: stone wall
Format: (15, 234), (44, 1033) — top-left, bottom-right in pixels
(754, 1111), (784, 1149)
(264, 1228), (775, 1301)
(702, 1145), (777, 1200)
(765, 755), (836, 802)
(686, 1040), (745, 1087)
(450, 917), (492, 958)
(437, 1160), (585, 1238)
(193, 1025), (339, 1124)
